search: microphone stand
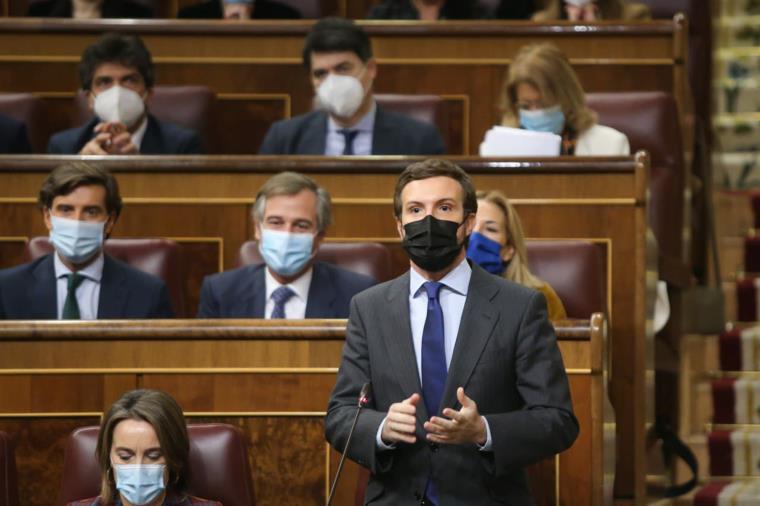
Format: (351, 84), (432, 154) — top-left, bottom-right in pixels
(327, 383), (371, 506)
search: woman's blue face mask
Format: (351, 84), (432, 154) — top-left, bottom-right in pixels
(466, 231), (508, 275)
(519, 105), (566, 134)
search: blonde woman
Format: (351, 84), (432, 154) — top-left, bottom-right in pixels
(499, 42), (629, 155)
(466, 190), (567, 320)
(532, 0), (650, 21)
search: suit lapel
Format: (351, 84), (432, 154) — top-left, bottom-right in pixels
(304, 263), (336, 318)
(139, 115), (162, 154)
(382, 273), (430, 423)
(370, 107), (395, 155)
(298, 112), (327, 154)
(98, 256), (128, 318)
(30, 255), (58, 319)
(243, 265), (266, 318)
(440, 267), (500, 410)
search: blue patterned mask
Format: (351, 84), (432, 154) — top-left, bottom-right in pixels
(519, 105), (565, 134)
(466, 231), (506, 275)
(259, 229), (315, 276)
(113, 464), (166, 506)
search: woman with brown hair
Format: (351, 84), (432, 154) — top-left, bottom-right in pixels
(67, 389), (221, 506)
(466, 189), (567, 321)
(498, 42), (630, 156)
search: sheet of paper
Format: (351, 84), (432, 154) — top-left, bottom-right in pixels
(479, 126), (562, 157)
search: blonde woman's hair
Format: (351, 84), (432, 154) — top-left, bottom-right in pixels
(499, 43), (596, 135)
(532, 0), (626, 20)
(477, 190), (544, 290)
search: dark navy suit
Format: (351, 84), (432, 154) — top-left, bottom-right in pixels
(258, 107), (445, 155)
(0, 114), (32, 154)
(197, 262), (376, 318)
(0, 254), (174, 319)
(47, 115), (202, 155)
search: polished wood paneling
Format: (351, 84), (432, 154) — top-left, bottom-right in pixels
(0, 317), (606, 506)
(0, 19), (689, 156)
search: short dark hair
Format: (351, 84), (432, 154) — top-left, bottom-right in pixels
(96, 389), (190, 504)
(252, 171), (332, 233)
(38, 162), (123, 218)
(393, 159), (478, 218)
(301, 17), (373, 69)
(79, 32), (154, 91)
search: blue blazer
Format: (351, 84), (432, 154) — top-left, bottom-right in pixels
(0, 114), (32, 154)
(258, 106), (445, 155)
(0, 254), (174, 319)
(47, 115), (202, 155)
(197, 262), (377, 318)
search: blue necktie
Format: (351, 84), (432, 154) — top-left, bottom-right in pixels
(270, 286), (295, 319)
(339, 129), (359, 155)
(421, 281), (446, 505)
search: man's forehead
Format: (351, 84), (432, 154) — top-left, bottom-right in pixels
(52, 184), (107, 205)
(93, 62), (140, 78)
(311, 51), (361, 69)
(401, 176), (464, 202)
(263, 190), (318, 216)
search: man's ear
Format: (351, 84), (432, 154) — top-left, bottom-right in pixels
(43, 208), (53, 233)
(86, 89), (95, 112)
(463, 213), (476, 235)
(254, 222), (262, 242)
(313, 231), (325, 253)
(104, 213), (117, 239)
(395, 216), (405, 240)
(366, 57), (378, 82)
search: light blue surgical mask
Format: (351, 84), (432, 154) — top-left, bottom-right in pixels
(466, 231), (507, 275)
(113, 463), (166, 506)
(259, 228), (315, 277)
(519, 105), (566, 134)
(49, 215), (105, 264)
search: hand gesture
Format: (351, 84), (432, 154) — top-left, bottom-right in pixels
(423, 387), (487, 445)
(381, 393), (420, 445)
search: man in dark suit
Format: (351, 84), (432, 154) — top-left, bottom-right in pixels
(198, 172), (375, 318)
(47, 33), (202, 155)
(325, 159), (578, 505)
(178, 0), (299, 19)
(0, 162), (173, 320)
(0, 113), (32, 153)
(258, 18), (444, 155)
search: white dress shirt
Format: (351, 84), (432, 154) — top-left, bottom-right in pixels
(130, 116), (149, 152)
(263, 267), (313, 319)
(377, 259), (492, 451)
(54, 252), (104, 320)
(324, 102), (376, 156)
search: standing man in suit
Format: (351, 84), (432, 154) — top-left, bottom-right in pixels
(0, 113), (32, 153)
(198, 171), (376, 318)
(326, 159), (578, 505)
(0, 162), (173, 319)
(258, 17), (445, 156)
(47, 33), (202, 155)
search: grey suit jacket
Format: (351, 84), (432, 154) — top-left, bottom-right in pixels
(257, 106), (445, 155)
(325, 263), (578, 505)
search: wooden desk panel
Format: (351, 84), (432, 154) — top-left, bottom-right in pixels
(0, 317), (608, 506)
(0, 155), (648, 501)
(0, 19), (689, 156)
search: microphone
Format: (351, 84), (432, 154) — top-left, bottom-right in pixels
(327, 382), (371, 506)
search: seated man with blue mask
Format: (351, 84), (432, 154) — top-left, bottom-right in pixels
(48, 33), (202, 155)
(197, 172), (376, 318)
(258, 17), (445, 156)
(0, 162), (174, 319)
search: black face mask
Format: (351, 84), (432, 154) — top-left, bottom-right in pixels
(402, 215), (464, 272)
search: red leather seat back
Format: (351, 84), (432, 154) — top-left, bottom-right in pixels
(0, 432), (19, 506)
(525, 240), (606, 318)
(375, 94), (440, 126)
(238, 241), (392, 282)
(25, 237), (186, 317)
(586, 91), (684, 265)
(74, 86), (217, 152)
(0, 92), (45, 152)
(58, 424), (255, 506)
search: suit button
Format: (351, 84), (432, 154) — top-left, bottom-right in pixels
(429, 442), (439, 452)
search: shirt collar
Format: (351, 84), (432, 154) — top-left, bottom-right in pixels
(409, 257), (471, 298)
(327, 100), (376, 134)
(264, 266), (313, 302)
(53, 250), (105, 283)
(130, 115), (149, 150)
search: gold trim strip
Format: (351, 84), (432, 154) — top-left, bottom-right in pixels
(0, 411), (325, 418)
(0, 367), (339, 374)
(0, 197), (638, 206)
(565, 368), (594, 375)
(0, 236), (27, 242)
(325, 443), (331, 505)
(555, 454), (560, 506)
(0, 56), (677, 66)
(745, 430), (752, 478)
